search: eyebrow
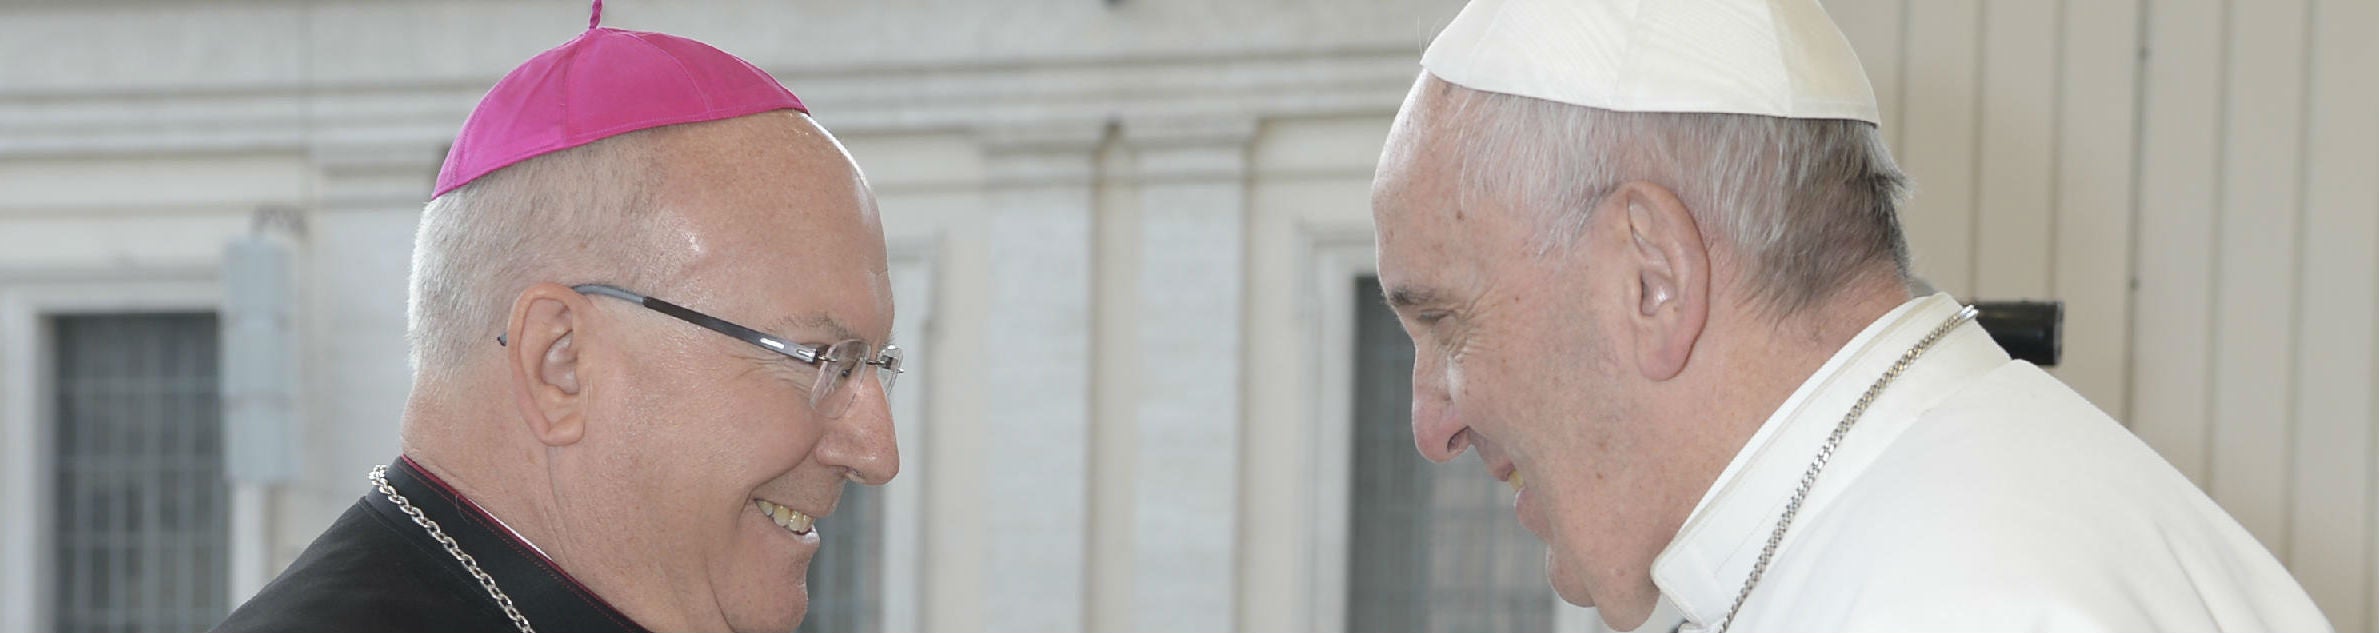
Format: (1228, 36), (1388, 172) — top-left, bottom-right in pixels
(769, 312), (875, 348)
(1385, 285), (1448, 310)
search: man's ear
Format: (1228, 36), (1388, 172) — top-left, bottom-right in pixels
(506, 283), (593, 447)
(1606, 181), (1710, 381)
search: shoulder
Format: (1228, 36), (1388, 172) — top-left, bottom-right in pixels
(1742, 363), (2329, 631)
(210, 500), (513, 633)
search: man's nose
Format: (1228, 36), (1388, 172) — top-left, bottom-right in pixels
(1409, 355), (1470, 463)
(819, 374), (899, 485)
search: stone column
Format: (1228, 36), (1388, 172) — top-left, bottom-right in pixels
(976, 122), (1104, 633)
(284, 141), (438, 567)
(1122, 116), (1255, 633)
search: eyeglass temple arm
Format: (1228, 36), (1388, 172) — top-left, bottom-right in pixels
(496, 285), (655, 347)
(494, 284), (821, 365)
(571, 284), (823, 364)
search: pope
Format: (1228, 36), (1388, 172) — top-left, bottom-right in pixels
(1371, 0), (2331, 630)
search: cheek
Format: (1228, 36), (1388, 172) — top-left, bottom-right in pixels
(1476, 311), (1627, 459)
(1458, 319), (1562, 410)
(701, 375), (826, 454)
(637, 384), (813, 524)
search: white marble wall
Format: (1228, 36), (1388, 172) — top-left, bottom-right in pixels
(976, 122), (1103, 633)
(0, 1), (1465, 631)
(1121, 117), (1256, 633)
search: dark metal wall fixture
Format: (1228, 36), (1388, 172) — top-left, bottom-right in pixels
(1970, 300), (2063, 367)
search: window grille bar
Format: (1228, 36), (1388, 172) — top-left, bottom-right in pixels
(51, 313), (226, 633)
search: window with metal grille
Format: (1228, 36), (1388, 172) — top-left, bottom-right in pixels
(798, 482), (882, 633)
(50, 313), (229, 633)
(1348, 276), (1552, 633)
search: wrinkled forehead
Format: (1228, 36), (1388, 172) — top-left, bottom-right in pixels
(1373, 75), (1552, 305)
(655, 114), (894, 343)
(657, 113), (867, 209)
(1374, 76), (1465, 202)
(1375, 80), (1475, 256)
(1380, 75), (1512, 228)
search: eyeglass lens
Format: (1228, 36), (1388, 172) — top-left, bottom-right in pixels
(809, 341), (901, 418)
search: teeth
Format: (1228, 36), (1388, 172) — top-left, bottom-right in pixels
(753, 499), (816, 536)
(1507, 471), (1526, 493)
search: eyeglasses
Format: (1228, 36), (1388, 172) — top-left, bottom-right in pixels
(502, 283), (902, 418)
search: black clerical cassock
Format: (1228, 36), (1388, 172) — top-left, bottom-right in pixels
(211, 457), (651, 633)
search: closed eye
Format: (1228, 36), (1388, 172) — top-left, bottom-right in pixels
(741, 349), (821, 384)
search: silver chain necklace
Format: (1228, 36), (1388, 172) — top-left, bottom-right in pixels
(1712, 305), (1978, 633)
(369, 465), (539, 633)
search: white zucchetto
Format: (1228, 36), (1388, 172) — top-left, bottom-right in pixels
(1422, 0), (1881, 124)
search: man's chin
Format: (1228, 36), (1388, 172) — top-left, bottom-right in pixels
(1548, 548), (1594, 607)
(719, 544), (810, 633)
(723, 590), (807, 633)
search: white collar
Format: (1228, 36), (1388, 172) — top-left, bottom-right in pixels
(1650, 293), (2009, 629)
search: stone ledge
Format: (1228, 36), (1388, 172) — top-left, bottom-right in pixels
(0, 48), (1415, 159)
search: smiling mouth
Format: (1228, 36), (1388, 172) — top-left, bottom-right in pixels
(753, 499), (816, 536)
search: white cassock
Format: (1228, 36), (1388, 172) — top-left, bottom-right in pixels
(1637, 293), (2330, 632)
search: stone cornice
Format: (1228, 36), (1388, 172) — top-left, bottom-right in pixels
(1120, 115), (1258, 181)
(0, 47), (1414, 159)
(977, 120), (1109, 188)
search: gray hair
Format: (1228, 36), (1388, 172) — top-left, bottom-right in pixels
(1441, 81), (1912, 317)
(407, 129), (678, 375)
